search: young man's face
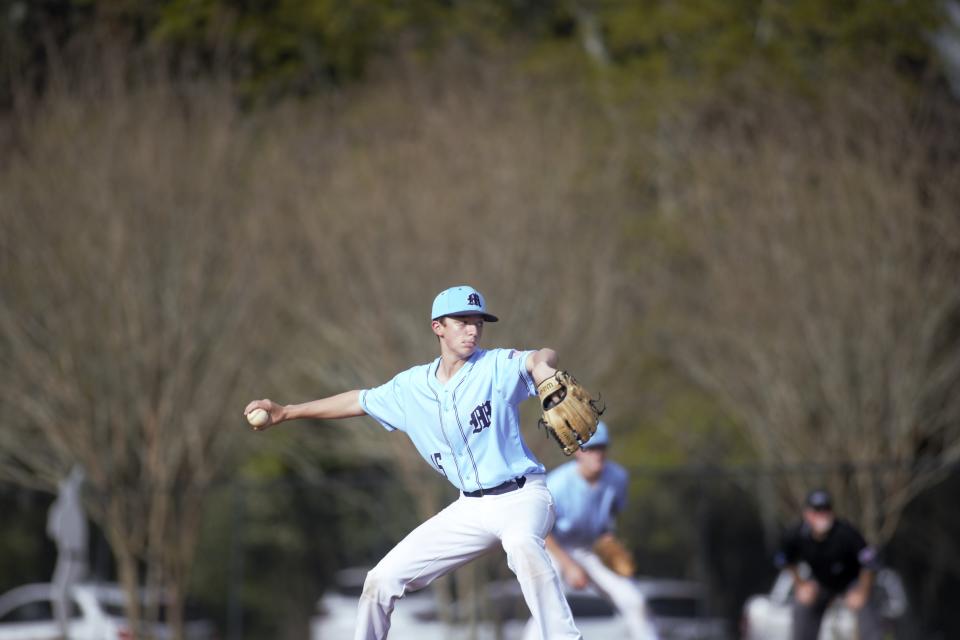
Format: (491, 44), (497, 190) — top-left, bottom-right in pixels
(574, 445), (607, 480)
(432, 314), (484, 358)
(802, 507), (835, 537)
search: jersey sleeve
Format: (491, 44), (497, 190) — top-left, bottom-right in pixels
(847, 522), (880, 570)
(359, 372), (408, 432)
(774, 524), (801, 568)
(858, 545), (880, 571)
(495, 349), (537, 405)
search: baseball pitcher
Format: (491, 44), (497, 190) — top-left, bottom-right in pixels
(245, 285), (602, 640)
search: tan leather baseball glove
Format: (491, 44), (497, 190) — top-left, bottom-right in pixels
(536, 370), (603, 455)
(593, 534), (636, 577)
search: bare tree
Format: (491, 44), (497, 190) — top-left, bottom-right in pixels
(0, 68), (277, 637)
(249, 52), (638, 470)
(641, 74), (960, 544)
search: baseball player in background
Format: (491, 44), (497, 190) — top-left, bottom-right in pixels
(776, 489), (883, 640)
(523, 421), (659, 640)
(244, 285), (582, 640)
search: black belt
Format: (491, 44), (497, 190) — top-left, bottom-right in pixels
(463, 476), (526, 498)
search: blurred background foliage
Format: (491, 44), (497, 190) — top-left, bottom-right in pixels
(0, 0), (948, 101)
(2, 0), (959, 638)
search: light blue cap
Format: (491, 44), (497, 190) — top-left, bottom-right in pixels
(582, 420), (610, 448)
(431, 285), (499, 322)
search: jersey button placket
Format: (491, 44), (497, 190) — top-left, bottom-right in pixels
(441, 393), (461, 483)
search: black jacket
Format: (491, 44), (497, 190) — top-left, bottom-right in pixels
(775, 519), (878, 592)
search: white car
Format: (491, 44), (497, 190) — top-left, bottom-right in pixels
(634, 578), (731, 640)
(485, 577), (730, 640)
(0, 583), (216, 640)
(741, 568), (907, 640)
(311, 568), (729, 640)
(310, 569), (453, 640)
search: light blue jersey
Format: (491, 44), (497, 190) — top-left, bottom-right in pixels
(547, 460), (629, 548)
(359, 347), (546, 493)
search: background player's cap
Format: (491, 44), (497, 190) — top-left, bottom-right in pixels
(431, 285), (499, 322)
(581, 420), (610, 449)
(805, 489), (833, 511)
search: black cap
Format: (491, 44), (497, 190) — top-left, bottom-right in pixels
(805, 489), (832, 511)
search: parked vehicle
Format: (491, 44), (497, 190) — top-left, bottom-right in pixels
(311, 568), (730, 640)
(0, 583), (216, 640)
(741, 567), (907, 640)
(485, 577), (730, 640)
(310, 568), (451, 640)
(635, 578), (731, 640)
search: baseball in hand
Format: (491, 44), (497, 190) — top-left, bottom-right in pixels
(246, 408), (270, 429)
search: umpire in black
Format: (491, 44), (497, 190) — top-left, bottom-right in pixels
(775, 489), (883, 640)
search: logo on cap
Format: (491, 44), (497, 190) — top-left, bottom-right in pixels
(467, 293), (481, 307)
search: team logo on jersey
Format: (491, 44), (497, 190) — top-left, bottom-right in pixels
(469, 400), (492, 433)
(467, 293), (481, 307)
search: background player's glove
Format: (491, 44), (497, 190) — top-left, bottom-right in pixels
(536, 370), (603, 455)
(593, 534), (636, 577)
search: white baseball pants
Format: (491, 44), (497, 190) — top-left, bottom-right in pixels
(353, 474), (581, 640)
(522, 546), (659, 640)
